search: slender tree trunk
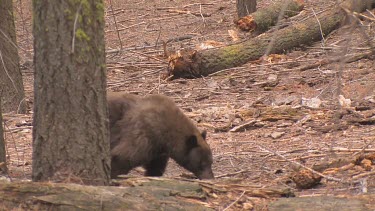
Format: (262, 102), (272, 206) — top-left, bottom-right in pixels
(32, 0), (110, 185)
(236, 0), (257, 18)
(0, 0), (27, 113)
(0, 97), (7, 175)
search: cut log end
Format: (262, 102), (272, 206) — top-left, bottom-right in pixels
(167, 50), (200, 79)
(234, 15), (257, 32)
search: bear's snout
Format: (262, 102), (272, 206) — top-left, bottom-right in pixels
(197, 168), (214, 180)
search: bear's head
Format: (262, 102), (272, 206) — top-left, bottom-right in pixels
(180, 130), (214, 179)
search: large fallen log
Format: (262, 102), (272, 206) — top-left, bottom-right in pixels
(167, 0), (375, 79)
(0, 177), (295, 210)
(0, 178), (212, 210)
(235, 0), (305, 33)
(269, 195), (375, 211)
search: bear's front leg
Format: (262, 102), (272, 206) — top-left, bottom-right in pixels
(144, 155), (169, 176)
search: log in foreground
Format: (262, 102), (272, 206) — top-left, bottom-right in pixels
(235, 0), (304, 33)
(167, 0), (375, 79)
(0, 177), (297, 210)
(269, 195), (375, 211)
(0, 179), (212, 210)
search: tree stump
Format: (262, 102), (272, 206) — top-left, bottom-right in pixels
(236, 0), (257, 18)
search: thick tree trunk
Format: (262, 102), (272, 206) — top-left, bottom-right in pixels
(168, 0), (375, 79)
(32, 0), (110, 185)
(235, 0), (304, 33)
(0, 0), (27, 113)
(0, 97), (6, 175)
(236, 0), (257, 18)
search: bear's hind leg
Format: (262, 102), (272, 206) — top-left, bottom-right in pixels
(144, 155), (169, 176)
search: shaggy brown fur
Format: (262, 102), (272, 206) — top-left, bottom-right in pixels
(108, 92), (214, 179)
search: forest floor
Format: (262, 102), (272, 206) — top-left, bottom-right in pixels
(3, 0), (375, 210)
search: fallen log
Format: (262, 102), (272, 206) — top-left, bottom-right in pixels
(0, 179), (212, 210)
(0, 177), (296, 210)
(235, 0), (304, 33)
(270, 195), (375, 211)
(167, 0), (375, 79)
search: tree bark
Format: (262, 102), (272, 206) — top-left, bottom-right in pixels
(167, 0), (375, 79)
(236, 0), (257, 18)
(32, 0), (110, 185)
(0, 0), (27, 113)
(0, 97), (6, 174)
(235, 0), (304, 33)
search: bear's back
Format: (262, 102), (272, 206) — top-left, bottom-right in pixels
(108, 93), (201, 143)
(107, 92), (138, 128)
(136, 95), (199, 141)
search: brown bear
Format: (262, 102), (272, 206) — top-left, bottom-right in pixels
(107, 92), (214, 180)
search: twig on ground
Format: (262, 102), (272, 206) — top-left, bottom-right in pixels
(353, 139), (375, 156)
(222, 191), (246, 211)
(183, 3), (215, 8)
(107, 67), (166, 89)
(297, 51), (373, 71)
(229, 120), (258, 132)
(199, 4), (206, 25)
(105, 22), (146, 33)
(108, 0), (123, 50)
(312, 8), (326, 45)
(270, 154), (327, 162)
(216, 169), (251, 178)
(155, 26), (162, 48)
(328, 147), (375, 153)
(5, 126), (32, 132)
(352, 171), (375, 180)
(257, 145), (348, 183)
(165, 9), (211, 17)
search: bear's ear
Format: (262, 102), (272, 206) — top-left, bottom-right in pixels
(201, 130), (207, 140)
(186, 135), (199, 149)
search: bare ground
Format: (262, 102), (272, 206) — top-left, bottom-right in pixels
(3, 0), (375, 209)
